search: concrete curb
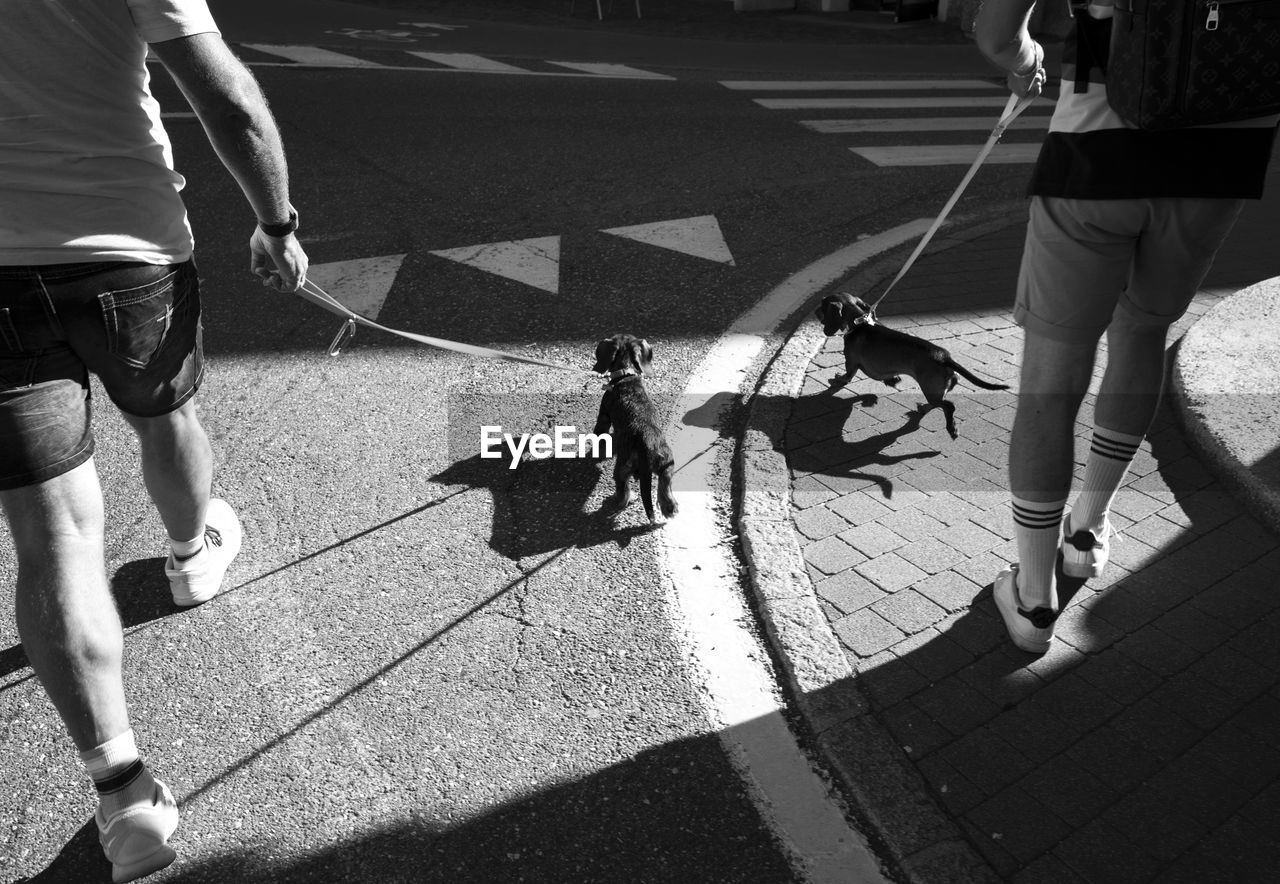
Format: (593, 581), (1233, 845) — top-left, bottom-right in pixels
(736, 213), (1025, 884)
(1171, 276), (1280, 537)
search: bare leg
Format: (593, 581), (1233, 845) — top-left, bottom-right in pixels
(1, 458), (128, 750)
(1007, 330), (1100, 612)
(1009, 331), (1100, 502)
(1093, 317), (1171, 438)
(121, 398), (212, 541)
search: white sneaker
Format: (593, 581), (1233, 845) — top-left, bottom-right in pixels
(96, 777), (179, 883)
(993, 564), (1058, 655)
(165, 498), (242, 606)
(1061, 512), (1111, 580)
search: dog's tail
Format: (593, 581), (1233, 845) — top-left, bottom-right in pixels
(639, 469), (656, 523)
(946, 360), (1009, 391)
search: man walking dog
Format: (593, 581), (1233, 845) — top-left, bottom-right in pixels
(1, 1), (306, 878)
(975, 0), (1278, 654)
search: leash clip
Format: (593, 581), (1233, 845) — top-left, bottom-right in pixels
(328, 317), (357, 357)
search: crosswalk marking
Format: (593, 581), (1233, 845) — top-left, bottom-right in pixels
(756, 96), (1019, 110)
(721, 79), (999, 91)
(803, 116), (1051, 133)
(726, 77), (1052, 167)
(235, 44), (673, 80)
(241, 44), (384, 67)
(406, 52), (527, 73)
(852, 144), (1043, 166)
(546, 61), (674, 80)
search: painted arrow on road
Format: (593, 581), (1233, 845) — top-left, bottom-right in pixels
(428, 236), (561, 294)
(602, 215), (736, 266)
(306, 254), (406, 320)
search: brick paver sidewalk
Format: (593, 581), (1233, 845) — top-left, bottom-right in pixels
(786, 223), (1280, 881)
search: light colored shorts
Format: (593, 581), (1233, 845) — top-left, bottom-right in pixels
(1015, 196), (1245, 344)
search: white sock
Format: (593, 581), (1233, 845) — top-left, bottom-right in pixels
(1012, 495), (1066, 611)
(80, 729), (154, 816)
(1070, 427), (1143, 534)
(170, 534), (204, 560)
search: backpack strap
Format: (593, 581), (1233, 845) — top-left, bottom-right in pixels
(1071, 2), (1112, 94)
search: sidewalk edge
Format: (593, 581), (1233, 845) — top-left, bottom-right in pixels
(737, 212), (1025, 884)
(1170, 277), (1280, 537)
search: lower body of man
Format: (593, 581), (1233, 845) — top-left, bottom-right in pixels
(0, 258), (241, 882)
(995, 195), (1244, 654)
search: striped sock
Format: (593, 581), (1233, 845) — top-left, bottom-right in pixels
(1012, 496), (1066, 611)
(170, 533), (204, 561)
(80, 729), (154, 817)
(1070, 427), (1143, 534)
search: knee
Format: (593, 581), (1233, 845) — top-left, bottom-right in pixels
(1, 463), (104, 557)
(1106, 315), (1171, 352)
(125, 399), (202, 445)
(1018, 332), (1098, 399)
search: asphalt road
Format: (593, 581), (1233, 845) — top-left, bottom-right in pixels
(0, 3), (1032, 881)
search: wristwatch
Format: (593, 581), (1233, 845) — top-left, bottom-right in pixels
(258, 206), (298, 238)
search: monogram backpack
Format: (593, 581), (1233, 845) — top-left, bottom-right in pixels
(1086, 0), (1280, 129)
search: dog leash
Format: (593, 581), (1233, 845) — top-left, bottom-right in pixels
(295, 278), (597, 376)
(867, 91), (1039, 317)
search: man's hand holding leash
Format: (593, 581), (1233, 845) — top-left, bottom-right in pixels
(1006, 40), (1046, 100)
(974, 0), (1046, 100)
(251, 215), (308, 293)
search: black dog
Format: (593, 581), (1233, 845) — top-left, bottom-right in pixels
(592, 334), (678, 523)
(815, 292), (1009, 439)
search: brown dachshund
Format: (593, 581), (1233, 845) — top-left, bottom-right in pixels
(592, 334), (677, 523)
(815, 292), (1009, 439)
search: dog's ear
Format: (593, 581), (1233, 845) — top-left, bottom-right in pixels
(630, 339), (653, 374)
(593, 338), (618, 373)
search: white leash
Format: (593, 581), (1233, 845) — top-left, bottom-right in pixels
(295, 278), (597, 376)
(867, 92), (1038, 315)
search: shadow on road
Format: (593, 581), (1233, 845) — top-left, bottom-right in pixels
(22, 720), (795, 884)
(430, 452), (658, 561)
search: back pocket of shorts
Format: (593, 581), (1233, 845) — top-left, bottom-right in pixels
(0, 354), (35, 390)
(98, 271), (177, 370)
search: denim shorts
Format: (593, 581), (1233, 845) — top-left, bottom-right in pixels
(1015, 196), (1245, 343)
(0, 259), (203, 490)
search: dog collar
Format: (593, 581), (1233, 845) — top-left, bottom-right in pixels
(603, 369), (640, 388)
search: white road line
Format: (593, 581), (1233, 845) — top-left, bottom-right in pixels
(802, 116), (1051, 133)
(240, 53), (676, 81)
(853, 143), (1043, 166)
(721, 79), (999, 91)
(406, 52), (528, 73)
(547, 61), (673, 80)
(757, 96), (1021, 110)
(663, 221), (932, 884)
(241, 44), (384, 67)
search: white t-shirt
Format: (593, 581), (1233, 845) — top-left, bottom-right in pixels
(0, 0), (220, 265)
